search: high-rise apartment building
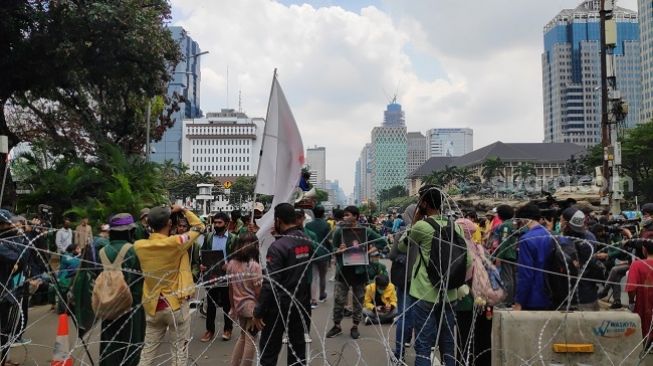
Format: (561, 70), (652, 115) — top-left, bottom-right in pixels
(371, 102), (407, 198)
(306, 146), (326, 189)
(542, 1), (640, 147)
(181, 109), (264, 177)
(426, 128), (473, 158)
(407, 132), (428, 175)
(639, 0), (653, 123)
(152, 26), (203, 164)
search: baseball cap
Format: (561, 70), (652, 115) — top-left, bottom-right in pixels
(562, 207), (586, 234)
(254, 202), (265, 212)
(139, 207), (150, 219)
(148, 206), (172, 227)
(0, 209), (14, 224)
(109, 213), (136, 231)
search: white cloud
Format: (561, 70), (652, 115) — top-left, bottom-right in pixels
(172, 0), (641, 196)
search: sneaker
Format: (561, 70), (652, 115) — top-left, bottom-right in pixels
(311, 302), (319, 309)
(364, 316), (372, 325)
(610, 301), (623, 309)
(403, 342), (411, 348)
(10, 337), (31, 348)
(319, 295), (327, 303)
(326, 325), (342, 338)
(350, 326), (360, 339)
(222, 330), (232, 341)
(200, 331), (214, 343)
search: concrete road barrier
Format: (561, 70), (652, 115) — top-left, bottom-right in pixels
(492, 310), (645, 365)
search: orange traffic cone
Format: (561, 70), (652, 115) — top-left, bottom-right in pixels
(51, 314), (73, 366)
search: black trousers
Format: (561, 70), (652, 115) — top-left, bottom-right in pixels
(259, 303), (310, 366)
(206, 287), (233, 333)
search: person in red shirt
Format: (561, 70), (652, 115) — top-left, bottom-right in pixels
(626, 239), (653, 348)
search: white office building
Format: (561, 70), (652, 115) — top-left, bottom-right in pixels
(181, 109), (264, 177)
(426, 128), (473, 157)
(306, 146), (326, 189)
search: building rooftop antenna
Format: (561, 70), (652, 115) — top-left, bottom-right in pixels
(238, 89), (242, 113)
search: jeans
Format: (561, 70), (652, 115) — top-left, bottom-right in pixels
(604, 263), (629, 302)
(394, 287), (414, 360)
(412, 298), (456, 366)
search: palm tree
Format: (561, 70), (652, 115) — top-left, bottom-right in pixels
(175, 162), (190, 176)
(481, 157), (506, 182)
(455, 168), (475, 185)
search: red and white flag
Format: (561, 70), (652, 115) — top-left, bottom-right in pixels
(255, 71), (304, 262)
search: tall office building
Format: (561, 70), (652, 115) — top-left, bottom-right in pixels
(181, 109), (264, 177)
(354, 143), (373, 204)
(426, 128), (473, 157)
(152, 26), (203, 164)
(371, 102), (407, 198)
(542, 1), (640, 147)
(639, 0), (653, 123)
(306, 146), (326, 189)
(407, 132), (428, 175)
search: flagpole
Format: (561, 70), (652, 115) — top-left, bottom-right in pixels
(251, 68), (277, 224)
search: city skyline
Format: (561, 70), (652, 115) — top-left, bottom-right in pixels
(170, 0), (639, 195)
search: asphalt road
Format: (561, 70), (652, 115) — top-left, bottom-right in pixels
(8, 264), (409, 366)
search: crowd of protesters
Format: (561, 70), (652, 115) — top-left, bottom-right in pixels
(1, 185), (653, 366)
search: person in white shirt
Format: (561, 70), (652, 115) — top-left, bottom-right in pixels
(55, 219), (73, 254)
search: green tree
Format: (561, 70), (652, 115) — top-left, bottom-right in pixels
(378, 185), (408, 203)
(512, 163), (536, 183)
(1, 1), (182, 206)
(18, 144), (167, 225)
(481, 157), (506, 182)
(620, 122), (653, 202)
(315, 188), (329, 203)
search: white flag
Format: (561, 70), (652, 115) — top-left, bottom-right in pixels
(255, 72), (304, 262)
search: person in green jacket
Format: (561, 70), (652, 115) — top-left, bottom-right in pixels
(133, 208), (150, 241)
(98, 213), (144, 366)
(326, 206), (385, 340)
(306, 206), (332, 306)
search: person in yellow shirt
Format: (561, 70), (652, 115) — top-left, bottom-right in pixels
(362, 274), (398, 325)
(464, 211), (483, 245)
(134, 205), (205, 366)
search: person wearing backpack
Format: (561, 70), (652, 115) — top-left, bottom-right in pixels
(397, 186), (470, 366)
(492, 204), (517, 306)
(514, 204), (554, 311)
(95, 213), (144, 366)
(556, 207), (604, 311)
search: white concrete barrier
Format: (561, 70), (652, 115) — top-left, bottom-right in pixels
(492, 310), (645, 365)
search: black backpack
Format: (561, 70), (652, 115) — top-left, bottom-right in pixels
(547, 238), (580, 308)
(415, 217), (467, 290)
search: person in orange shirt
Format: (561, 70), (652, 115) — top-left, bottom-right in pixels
(134, 205), (205, 366)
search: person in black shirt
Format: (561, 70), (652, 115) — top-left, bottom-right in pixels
(253, 203), (312, 366)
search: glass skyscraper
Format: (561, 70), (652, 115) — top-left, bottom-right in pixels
(542, 0), (640, 147)
(639, 0), (653, 123)
(371, 102), (407, 199)
(151, 26), (203, 164)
